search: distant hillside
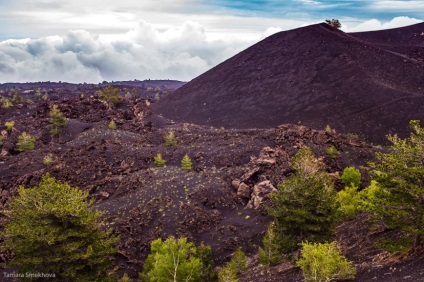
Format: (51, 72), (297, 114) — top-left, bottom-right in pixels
(155, 22), (424, 143)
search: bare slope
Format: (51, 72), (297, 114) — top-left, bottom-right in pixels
(155, 23), (424, 143)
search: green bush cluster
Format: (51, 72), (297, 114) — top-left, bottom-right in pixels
(297, 241), (355, 282)
(139, 236), (216, 282)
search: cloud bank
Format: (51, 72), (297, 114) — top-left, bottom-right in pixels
(0, 17), (422, 83)
(0, 21), (254, 83)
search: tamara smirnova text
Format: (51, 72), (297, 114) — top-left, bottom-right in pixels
(4, 272), (56, 279)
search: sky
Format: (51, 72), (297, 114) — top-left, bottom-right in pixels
(0, 0), (422, 83)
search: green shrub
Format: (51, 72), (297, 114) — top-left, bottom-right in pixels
(16, 132), (35, 152)
(181, 154), (192, 171)
(139, 236), (203, 282)
(326, 145), (339, 159)
(49, 105), (67, 135)
(42, 154), (55, 167)
(97, 85), (123, 107)
(1, 174), (118, 282)
(2, 98), (13, 108)
(154, 153), (166, 167)
(5, 121), (14, 131)
(341, 167), (361, 187)
(0, 136), (4, 147)
(296, 241), (356, 282)
(164, 130), (177, 147)
(108, 120), (117, 130)
(336, 185), (359, 218)
(11, 92), (23, 103)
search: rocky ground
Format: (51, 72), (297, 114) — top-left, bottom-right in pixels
(0, 88), (423, 281)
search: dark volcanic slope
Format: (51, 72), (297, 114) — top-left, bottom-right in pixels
(155, 23), (424, 143)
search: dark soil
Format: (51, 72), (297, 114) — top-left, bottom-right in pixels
(155, 22), (424, 144)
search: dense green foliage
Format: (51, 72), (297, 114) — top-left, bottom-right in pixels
(258, 222), (281, 267)
(16, 132), (35, 151)
(164, 130), (177, 147)
(49, 105), (67, 135)
(336, 184), (361, 218)
(218, 248), (247, 282)
(196, 243), (218, 281)
(296, 241), (356, 282)
(153, 153), (166, 167)
(268, 147), (338, 253)
(341, 166), (362, 188)
(97, 85), (123, 106)
(365, 120), (424, 249)
(181, 154), (193, 171)
(139, 236), (203, 282)
(1, 174), (118, 281)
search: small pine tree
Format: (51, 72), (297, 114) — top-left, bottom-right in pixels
(196, 243), (218, 281)
(258, 222), (281, 267)
(268, 147), (338, 253)
(326, 145), (339, 159)
(365, 120), (424, 250)
(5, 121), (14, 131)
(218, 248), (247, 282)
(325, 124), (332, 133)
(297, 241), (356, 282)
(97, 85), (123, 107)
(154, 153), (166, 167)
(181, 154), (192, 171)
(164, 130), (177, 147)
(16, 132), (35, 152)
(1, 174), (118, 281)
(49, 105), (67, 136)
(108, 120), (117, 130)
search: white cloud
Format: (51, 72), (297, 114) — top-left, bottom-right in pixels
(343, 16), (423, 32)
(0, 20), (253, 83)
(368, 0), (424, 11)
